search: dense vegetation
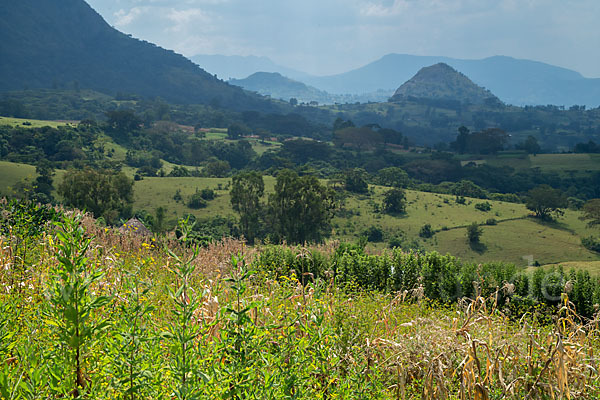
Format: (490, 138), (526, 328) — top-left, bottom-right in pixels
(2, 202), (600, 398)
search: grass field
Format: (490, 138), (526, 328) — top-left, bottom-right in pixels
(527, 261), (600, 276)
(529, 153), (600, 172)
(0, 161), (37, 196)
(1, 158), (598, 268)
(0, 116), (75, 128)
(334, 187), (600, 266)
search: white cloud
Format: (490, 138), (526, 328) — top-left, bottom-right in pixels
(114, 7), (148, 27)
(88, 0), (600, 77)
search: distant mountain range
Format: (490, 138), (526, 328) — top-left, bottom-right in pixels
(193, 53), (600, 107)
(229, 72), (393, 104)
(390, 63), (501, 106)
(190, 55), (310, 82)
(0, 0), (281, 112)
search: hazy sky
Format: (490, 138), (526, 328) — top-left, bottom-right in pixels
(85, 0), (600, 78)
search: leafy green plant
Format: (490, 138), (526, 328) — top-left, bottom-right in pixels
(218, 254), (262, 399)
(46, 213), (111, 397)
(112, 267), (156, 399)
(164, 225), (209, 399)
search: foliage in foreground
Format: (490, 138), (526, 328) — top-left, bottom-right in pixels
(1, 209), (600, 398)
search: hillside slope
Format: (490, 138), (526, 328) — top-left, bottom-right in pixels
(390, 63), (501, 105)
(230, 72), (353, 104)
(0, 0), (281, 112)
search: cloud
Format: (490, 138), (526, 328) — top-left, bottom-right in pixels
(88, 0), (600, 77)
(114, 7), (148, 27)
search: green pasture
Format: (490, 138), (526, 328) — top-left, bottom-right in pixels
(0, 161), (37, 196)
(0, 116), (75, 128)
(1, 157), (599, 268)
(529, 153), (600, 172)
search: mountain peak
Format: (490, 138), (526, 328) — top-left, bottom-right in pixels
(390, 63), (501, 105)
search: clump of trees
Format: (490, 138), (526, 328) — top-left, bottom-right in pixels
(58, 169), (134, 224)
(230, 170), (336, 244)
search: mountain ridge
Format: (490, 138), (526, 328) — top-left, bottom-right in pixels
(194, 53), (599, 107)
(0, 0), (282, 112)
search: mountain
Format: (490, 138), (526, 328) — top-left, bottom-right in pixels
(0, 0), (281, 112)
(229, 72), (393, 104)
(390, 63), (501, 105)
(230, 72), (329, 103)
(189, 55), (309, 81)
(302, 54), (600, 107)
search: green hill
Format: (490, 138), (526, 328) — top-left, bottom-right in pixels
(230, 72), (333, 104)
(390, 63), (501, 106)
(0, 0), (282, 112)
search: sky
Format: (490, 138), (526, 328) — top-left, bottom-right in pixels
(85, 0), (600, 78)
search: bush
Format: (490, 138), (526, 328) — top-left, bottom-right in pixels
(187, 192), (207, 209)
(467, 223), (482, 243)
(363, 226), (384, 242)
(485, 218), (497, 225)
(582, 236), (600, 253)
(419, 223), (434, 238)
(200, 188), (216, 200)
(475, 202), (492, 212)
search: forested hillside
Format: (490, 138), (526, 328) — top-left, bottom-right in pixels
(0, 0), (282, 112)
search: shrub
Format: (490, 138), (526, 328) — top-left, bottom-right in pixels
(581, 236), (600, 253)
(467, 223), (482, 243)
(475, 201), (492, 212)
(485, 218), (497, 225)
(419, 223), (434, 238)
(363, 225), (384, 242)
(200, 188), (216, 200)
(187, 192), (207, 209)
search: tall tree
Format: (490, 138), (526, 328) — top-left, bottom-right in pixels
(268, 170), (336, 243)
(526, 185), (568, 220)
(230, 171), (264, 244)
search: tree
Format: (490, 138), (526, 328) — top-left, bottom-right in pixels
(105, 110), (142, 135)
(382, 188), (406, 214)
(344, 169), (369, 193)
(59, 169), (134, 224)
(230, 171), (264, 244)
(467, 223), (482, 243)
(289, 97), (298, 106)
(332, 117), (355, 131)
(268, 170), (336, 243)
(226, 123), (249, 139)
(518, 135), (541, 154)
(581, 199), (600, 227)
(452, 180), (487, 199)
(33, 160), (55, 203)
(376, 167), (410, 188)
(450, 126), (470, 154)
(526, 185), (568, 220)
